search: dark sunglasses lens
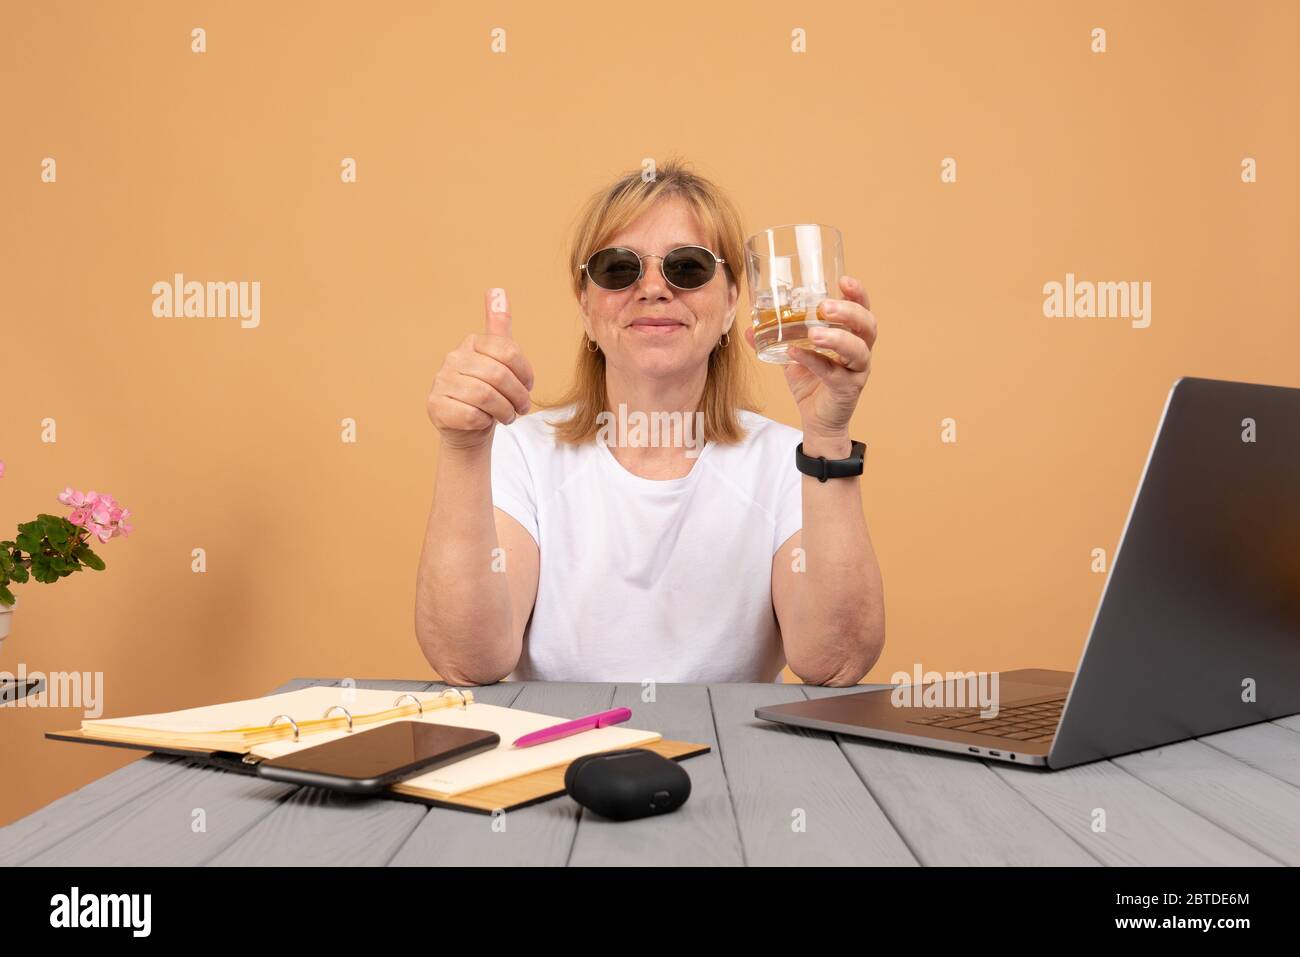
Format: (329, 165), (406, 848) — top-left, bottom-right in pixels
(587, 248), (641, 289)
(663, 247), (716, 289)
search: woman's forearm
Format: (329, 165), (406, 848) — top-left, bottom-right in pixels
(414, 442), (518, 684)
(783, 430), (886, 686)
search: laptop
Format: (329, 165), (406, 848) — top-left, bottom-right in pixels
(757, 376), (1300, 769)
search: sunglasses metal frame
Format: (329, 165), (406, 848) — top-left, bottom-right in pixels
(578, 245), (726, 291)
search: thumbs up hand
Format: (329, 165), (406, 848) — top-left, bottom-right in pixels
(427, 288), (536, 450)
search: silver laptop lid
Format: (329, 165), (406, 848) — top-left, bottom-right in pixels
(1049, 377), (1300, 768)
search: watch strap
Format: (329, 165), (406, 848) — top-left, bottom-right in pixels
(795, 440), (867, 482)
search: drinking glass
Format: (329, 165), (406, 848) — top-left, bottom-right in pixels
(744, 223), (845, 364)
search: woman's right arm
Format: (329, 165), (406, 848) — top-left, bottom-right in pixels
(415, 289), (539, 685)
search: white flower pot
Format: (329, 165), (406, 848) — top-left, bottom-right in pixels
(0, 596), (15, 648)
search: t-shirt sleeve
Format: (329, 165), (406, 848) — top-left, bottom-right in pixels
(490, 422), (539, 545)
(772, 435), (803, 555)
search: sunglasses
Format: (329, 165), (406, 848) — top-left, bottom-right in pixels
(579, 245), (726, 291)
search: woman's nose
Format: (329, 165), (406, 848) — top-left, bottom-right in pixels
(635, 257), (671, 298)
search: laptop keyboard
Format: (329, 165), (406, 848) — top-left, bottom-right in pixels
(906, 695), (1066, 742)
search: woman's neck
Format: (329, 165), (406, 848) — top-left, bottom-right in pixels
(604, 362), (706, 418)
(600, 363), (708, 479)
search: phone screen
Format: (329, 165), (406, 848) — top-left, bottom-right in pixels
(257, 721), (499, 791)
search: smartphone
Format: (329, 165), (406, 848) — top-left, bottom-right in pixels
(256, 720), (499, 795)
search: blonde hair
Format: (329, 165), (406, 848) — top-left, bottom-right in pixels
(536, 157), (759, 445)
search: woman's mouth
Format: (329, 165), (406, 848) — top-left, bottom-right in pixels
(629, 317), (685, 335)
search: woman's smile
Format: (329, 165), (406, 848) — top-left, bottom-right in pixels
(627, 316), (687, 337)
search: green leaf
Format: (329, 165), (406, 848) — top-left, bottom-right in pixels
(9, 565), (28, 583)
(37, 514), (73, 546)
(74, 545), (106, 571)
(15, 531), (44, 555)
(0, 584), (13, 606)
(29, 555), (58, 584)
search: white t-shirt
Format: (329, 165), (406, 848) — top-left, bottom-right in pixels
(489, 405), (804, 683)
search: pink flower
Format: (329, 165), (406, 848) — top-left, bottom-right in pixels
(0, 460), (5, 479)
(57, 487), (87, 507)
(60, 488), (134, 542)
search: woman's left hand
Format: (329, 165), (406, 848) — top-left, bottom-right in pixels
(744, 275), (877, 438)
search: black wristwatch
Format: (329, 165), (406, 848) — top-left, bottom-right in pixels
(795, 439), (867, 482)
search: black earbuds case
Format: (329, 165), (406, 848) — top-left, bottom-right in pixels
(563, 748), (692, 821)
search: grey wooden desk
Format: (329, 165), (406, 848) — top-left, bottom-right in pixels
(3, 678), (1299, 866)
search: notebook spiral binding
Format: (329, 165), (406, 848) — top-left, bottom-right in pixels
(242, 688), (474, 762)
(396, 688), (471, 712)
(268, 713), (300, 741)
(323, 705), (354, 731)
(244, 713), (303, 763)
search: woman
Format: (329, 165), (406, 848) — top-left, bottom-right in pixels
(416, 161), (884, 686)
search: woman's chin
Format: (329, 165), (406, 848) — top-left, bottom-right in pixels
(621, 346), (705, 379)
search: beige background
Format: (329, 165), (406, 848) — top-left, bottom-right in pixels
(1, 0), (1296, 825)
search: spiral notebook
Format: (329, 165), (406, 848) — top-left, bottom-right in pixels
(50, 686), (710, 810)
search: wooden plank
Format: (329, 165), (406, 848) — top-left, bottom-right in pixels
(388, 683), (608, 867)
(0, 677), (331, 866)
(318, 678), (450, 694)
(989, 760), (1279, 866)
(710, 683), (916, 866)
(799, 684), (1096, 865)
(1113, 739), (1300, 864)
(1274, 715), (1300, 734)
(0, 755), (185, 866)
(566, 683), (742, 866)
(1199, 720), (1300, 790)
(22, 764), (299, 866)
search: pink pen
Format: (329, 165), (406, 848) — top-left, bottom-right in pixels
(512, 707), (633, 748)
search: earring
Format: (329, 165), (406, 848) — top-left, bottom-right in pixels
(716, 332), (730, 350)
(586, 336), (600, 353)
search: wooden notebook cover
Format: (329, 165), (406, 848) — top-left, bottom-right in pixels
(46, 729), (711, 814)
